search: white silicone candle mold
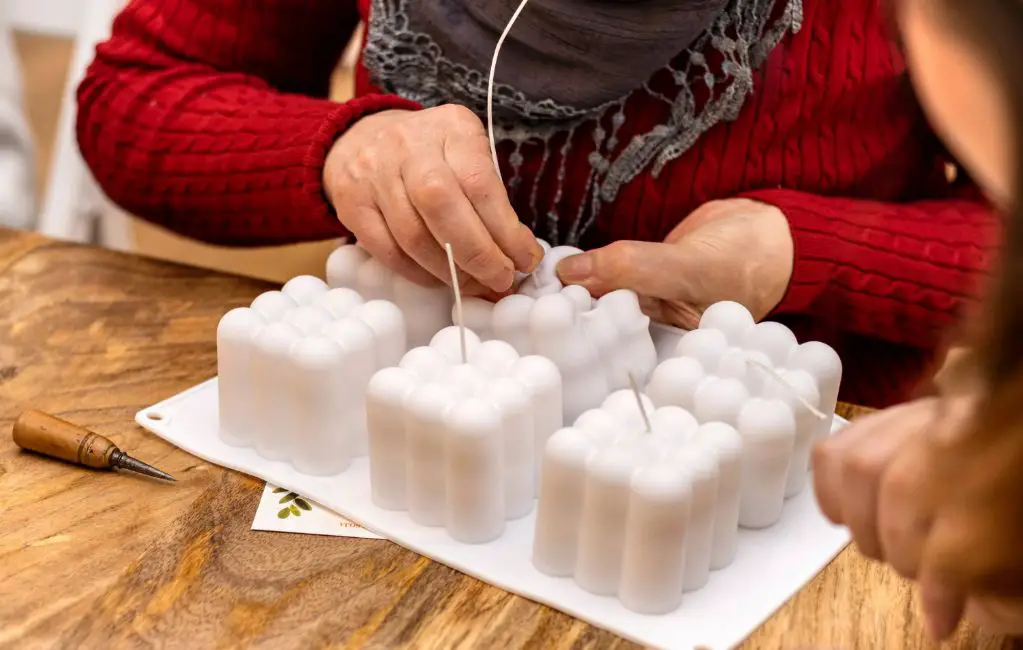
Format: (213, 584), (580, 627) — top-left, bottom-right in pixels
(532, 301), (842, 615)
(365, 326), (563, 544)
(217, 275), (407, 475)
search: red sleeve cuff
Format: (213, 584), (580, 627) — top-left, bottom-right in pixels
(301, 93), (422, 236)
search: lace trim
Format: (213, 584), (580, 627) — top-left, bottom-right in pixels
(363, 0), (803, 245)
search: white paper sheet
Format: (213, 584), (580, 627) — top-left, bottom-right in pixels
(137, 375), (850, 650)
(252, 482), (383, 540)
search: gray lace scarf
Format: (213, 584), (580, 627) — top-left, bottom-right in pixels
(363, 0), (803, 245)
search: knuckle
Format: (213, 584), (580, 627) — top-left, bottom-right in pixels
(397, 219), (434, 253)
(458, 165), (493, 198)
(409, 169), (452, 211)
(438, 103), (480, 125)
(843, 448), (881, 484)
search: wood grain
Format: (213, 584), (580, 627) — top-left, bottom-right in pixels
(0, 229), (1018, 649)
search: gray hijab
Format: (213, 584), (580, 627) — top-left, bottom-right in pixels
(363, 0), (803, 244)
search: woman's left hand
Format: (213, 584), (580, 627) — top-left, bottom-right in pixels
(813, 391), (1023, 640)
(555, 198), (794, 328)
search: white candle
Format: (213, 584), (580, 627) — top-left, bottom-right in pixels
(367, 366), (419, 510)
(691, 422), (744, 570)
(282, 275), (329, 306)
(491, 294), (536, 355)
(355, 300), (406, 368)
(619, 464), (692, 615)
(470, 339), (521, 377)
(533, 427), (598, 577)
(322, 317), (377, 457)
(281, 304), (333, 335)
(325, 244), (369, 290)
(481, 377), (535, 520)
(392, 273), (453, 348)
(694, 376), (750, 427)
(698, 300), (755, 345)
(398, 345), (451, 381)
(787, 341), (842, 440)
(763, 369), (821, 498)
(737, 398), (796, 529)
(675, 328), (730, 374)
(595, 290), (658, 385)
(646, 357), (706, 412)
(317, 287), (364, 320)
(445, 399), (506, 544)
(404, 382), (456, 527)
(579, 306), (626, 391)
(217, 307), (265, 447)
(355, 256), (393, 301)
(561, 284), (593, 313)
(741, 321), (798, 368)
(672, 445), (719, 592)
(601, 389), (656, 435)
(289, 336), (352, 476)
(512, 355), (564, 492)
(532, 293), (608, 422)
(430, 325), (482, 364)
(459, 297), (496, 342)
(251, 322), (302, 461)
(649, 406), (699, 450)
(250, 290), (297, 322)
(573, 408), (623, 447)
(574, 445), (645, 596)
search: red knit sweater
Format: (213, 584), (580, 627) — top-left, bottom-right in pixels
(76, 0), (997, 408)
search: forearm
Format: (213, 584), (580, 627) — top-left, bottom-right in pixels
(75, 0), (419, 246)
(743, 187), (998, 348)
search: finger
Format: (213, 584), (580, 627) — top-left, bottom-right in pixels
(444, 132), (543, 274)
(810, 401), (929, 530)
(878, 436), (935, 579)
(555, 240), (690, 300)
(345, 205), (438, 286)
(401, 157), (515, 292)
(373, 175), (454, 285)
(919, 570), (966, 641)
(838, 408), (926, 560)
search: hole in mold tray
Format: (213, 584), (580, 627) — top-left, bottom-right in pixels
(145, 411), (165, 422)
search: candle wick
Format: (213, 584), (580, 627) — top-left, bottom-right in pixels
(745, 357), (828, 421)
(628, 372), (653, 433)
(487, 0), (532, 181)
(445, 242), (468, 364)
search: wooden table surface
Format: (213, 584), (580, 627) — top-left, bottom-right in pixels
(0, 229), (1016, 649)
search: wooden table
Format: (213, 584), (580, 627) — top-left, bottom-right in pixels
(0, 230), (1013, 649)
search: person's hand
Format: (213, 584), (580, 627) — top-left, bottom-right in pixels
(812, 390), (1023, 640)
(554, 198), (794, 328)
(323, 105), (544, 294)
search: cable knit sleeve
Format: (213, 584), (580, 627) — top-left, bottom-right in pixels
(742, 182), (998, 349)
(76, 0), (419, 246)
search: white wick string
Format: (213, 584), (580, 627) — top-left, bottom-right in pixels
(445, 242), (468, 364)
(745, 358), (828, 421)
(628, 372), (653, 433)
(487, 0), (532, 182)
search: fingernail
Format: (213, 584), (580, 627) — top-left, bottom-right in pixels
(557, 254), (592, 283)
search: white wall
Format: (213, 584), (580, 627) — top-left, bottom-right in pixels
(7, 0), (85, 36)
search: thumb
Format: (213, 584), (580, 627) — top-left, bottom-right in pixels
(555, 240), (690, 299)
(919, 570), (966, 641)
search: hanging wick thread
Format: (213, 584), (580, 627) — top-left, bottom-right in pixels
(487, 0), (532, 182)
(745, 357), (828, 421)
(628, 372), (653, 433)
(444, 242), (468, 364)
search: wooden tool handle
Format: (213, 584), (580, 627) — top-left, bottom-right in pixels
(12, 410), (118, 469)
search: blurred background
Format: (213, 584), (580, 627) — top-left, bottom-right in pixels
(5, 0), (362, 283)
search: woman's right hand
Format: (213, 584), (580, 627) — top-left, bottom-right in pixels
(323, 105), (543, 294)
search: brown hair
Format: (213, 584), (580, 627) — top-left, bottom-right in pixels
(922, 0), (1023, 433)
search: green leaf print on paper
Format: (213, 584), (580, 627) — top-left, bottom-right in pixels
(272, 490), (316, 518)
